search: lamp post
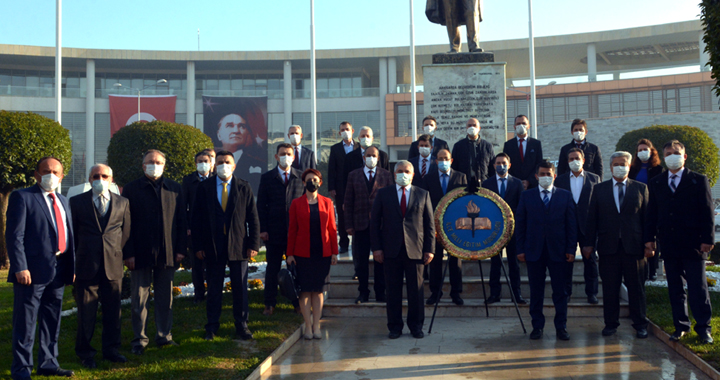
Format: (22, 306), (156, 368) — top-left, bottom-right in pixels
(506, 81), (556, 124)
(113, 79), (167, 123)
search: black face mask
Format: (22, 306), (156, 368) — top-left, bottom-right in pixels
(305, 180), (319, 193)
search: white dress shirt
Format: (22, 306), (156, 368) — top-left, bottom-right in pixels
(396, 184), (411, 205)
(41, 188), (69, 248)
(569, 171), (585, 204)
(537, 184), (554, 202)
(612, 177), (628, 213)
(216, 176), (233, 205)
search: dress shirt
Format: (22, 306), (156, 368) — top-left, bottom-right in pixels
(569, 170), (585, 204)
(537, 184), (554, 202)
(439, 168), (452, 178)
(516, 136), (527, 155)
(396, 183), (411, 205)
(92, 191), (111, 216)
(668, 169), (684, 189)
(363, 165), (376, 181)
(216, 175), (233, 205)
(41, 188), (69, 246)
(277, 165), (291, 179)
(612, 177), (628, 213)
(197, 172), (209, 181)
(343, 140), (354, 154)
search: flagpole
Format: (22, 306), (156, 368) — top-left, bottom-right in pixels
(528, 0), (537, 139)
(310, 0), (317, 156)
(410, 0), (417, 141)
(55, 0), (62, 125)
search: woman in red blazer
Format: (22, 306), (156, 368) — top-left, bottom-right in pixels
(287, 168), (338, 339)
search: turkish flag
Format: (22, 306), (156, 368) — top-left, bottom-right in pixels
(109, 95), (177, 136)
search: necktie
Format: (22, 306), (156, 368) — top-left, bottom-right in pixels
(518, 138), (525, 163)
(293, 147), (300, 169)
(96, 195), (107, 217)
(577, 143), (582, 150)
(542, 190), (550, 208)
(221, 182), (228, 211)
(200, 176), (207, 181)
(48, 193), (66, 253)
(400, 187), (407, 218)
(500, 178), (506, 198)
(284, 172), (288, 185)
(421, 158), (427, 177)
(368, 170), (374, 182)
(617, 182), (625, 209)
(441, 173), (448, 195)
(670, 174), (677, 193)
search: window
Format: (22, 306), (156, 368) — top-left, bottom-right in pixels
(396, 103), (424, 137)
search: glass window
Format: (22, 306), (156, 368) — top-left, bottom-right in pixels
(131, 78), (143, 89)
(243, 79), (255, 91)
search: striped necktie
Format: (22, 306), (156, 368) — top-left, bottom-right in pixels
(542, 190), (550, 207)
(670, 174), (678, 193)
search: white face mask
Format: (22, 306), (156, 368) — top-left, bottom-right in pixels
(665, 154), (685, 171)
(216, 164), (233, 179)
(515, 125), (528, 136)
(637, 150), (651, 162)
(278, 155), (293, 169)
(289, 134), (301, 145)
(573, 131), (586, 142)
(612, 165), (629, 179)
(365, 156), (378, 169)
(568, 160), (583, 173)
(360, 137), (373, 148)
(395, 172), (412, 187)
(538, 176), (553, 189)
(467, 127), (480, 137)
(419, 147), (432, 158)
(341, 130), (353, 141)
(40, 173), (60, 192)
(196, 162), (211, 175)
(423, 125), (436, 136)
(144, 164), (164, 179)
(91, 179), (109, 195)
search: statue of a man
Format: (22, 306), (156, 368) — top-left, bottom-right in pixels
(426, 0), (483, 53)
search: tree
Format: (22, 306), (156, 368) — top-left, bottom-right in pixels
(0, 111), (72, 268)
(107, 121), (213, 186)
(701, 0), (720, 106)
(615, 125), (719, 186)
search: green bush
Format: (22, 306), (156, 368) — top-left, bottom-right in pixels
(107, 121), (213, 186)
(615, 125), (720, 186)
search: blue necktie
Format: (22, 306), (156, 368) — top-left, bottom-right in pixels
(542, 190), (550, 207)
(441, 173), (448, 195)
(670, 174), (678, 193)
(499, 178), (506, 198)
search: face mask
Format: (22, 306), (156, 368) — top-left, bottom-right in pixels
(305, 180), (319, 193)
(437, 160), (451, 172)
(515, 125), (527, 136)
(216, 164), (233, 179)
(423, 125), (436, 136)
(495, 164), (508, 176)
(395, 172), (412, 187)
(419, 147), (432, 157)
(365, 156), (378, 169)
(144, 164), (164, 179)
(612, 165), (629, 179)
(568, 160), (583, 173)
(91, 179), (109, 195)
(196, 162), (211, 174)
(40, 173), (60, 192)
(665, 154), (685, 171)
(573, 131), (586, 142)
(360, 137), (373, 148)
(538, 176), (553, 189)
(637, 150), (651, 162)
(341, 130), (353, 141)
(278, 155), (293, 168)
(289, 134), (301, 145)
(467, 127), (479, 137)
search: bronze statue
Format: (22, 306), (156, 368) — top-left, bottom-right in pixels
(426, 0), (483, 53)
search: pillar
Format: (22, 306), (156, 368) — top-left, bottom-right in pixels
(388, 57), (397, 94)
(379, 58), (388, 151)
(587, 44), (597, 82)
(85, 59), (95, 173)
(186, 61), (196, 128)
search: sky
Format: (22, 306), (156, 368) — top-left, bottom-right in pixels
(0, 1), (703, 52)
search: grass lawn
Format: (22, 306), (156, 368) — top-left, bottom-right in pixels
(646, 286), (720, 369)
(0, 269), (301, 380)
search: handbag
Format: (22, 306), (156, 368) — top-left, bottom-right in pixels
(277, 262), (300, 304)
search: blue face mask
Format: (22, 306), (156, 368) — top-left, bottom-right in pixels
(495, 164), (508, 176)
(437, 160), (451, 172)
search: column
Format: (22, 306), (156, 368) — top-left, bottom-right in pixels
(186, 61), (196, 128)
(379, 58), (388, 151)
(85, 59), (95, 174)
(388, 57), (397, 94)
(700, 32), (710, 72)
(587, 44), (597, 82)
(283, 60), (293, 134)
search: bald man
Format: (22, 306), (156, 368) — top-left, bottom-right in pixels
(451, 118), (494, 182)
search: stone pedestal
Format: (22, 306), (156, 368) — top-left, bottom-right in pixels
(423, 61), (507, 152)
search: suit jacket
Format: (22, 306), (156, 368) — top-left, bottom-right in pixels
(645, 168), (715, 260)
(257, 167), (304, 246)
(327, 140), (359, 198)
(181, 172), (208, 220)
(481, 174), (523, 212)
(407, 136), (449, 159)
(292, 145), (317, 171)
(557, 140), (603, 179)
(451, 137), (494, 182)
(554, 171), (600, 237)
(344, 167), (394, 232)
(422, 169), (467, 209)
(122, 176), (187, 269)
(286, 195), (338, 258)
(503, 137), (543, 188)
(585, 179), (648, 256)
(629, 164), (664, 183)
(70, 190), (131, 281)
(515, 187), (577, 262)
(410, 155), (437, 186)
(370, 185), (435, 260)
(6, 185), (75, 285)
(343, 147), (390, 186)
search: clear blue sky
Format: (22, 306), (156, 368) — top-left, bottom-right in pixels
(0, 1), (702, 51)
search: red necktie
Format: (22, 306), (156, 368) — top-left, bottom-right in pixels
(421, 158), (427, 177)
(368, 170), (374, 181)
(400, 187), (407, 218)
(284, 172), (288, 185)
(48, 193), (66, 253)
(518, 138), (525, 163)
(293, 147), (300, 168)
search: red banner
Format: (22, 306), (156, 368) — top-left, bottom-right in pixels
(109, 95), (177, 136)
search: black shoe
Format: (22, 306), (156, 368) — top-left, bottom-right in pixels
(484, 296), (501, 305)
(388, 331), (402, 339)
(669, 330), (686, 342)
(556, 329), (570, 341)
(237, 327), (254, 340)
(636, 329), (649, 339)
(204, 331), (215, 341)
(81, 358), (97, 369)
(131, 346), (144, 355)
(339, 247), (349, 253)
(355, 293), (369, 304)
(36, 368), (74, 377)
(698, 332), (714, 344)
(587, 295), (599, 304)
(515, 297), (528, 305)
(426, 293), (440, 305)
(104, 353), (127, 363)
(158, 340), (179, 347)
(375, 295), (386, 303)
(451, 295), (464, 306)
(411, 330), (424, 339)
(602, 327), (617, 336)
(530, 329), (543, 340)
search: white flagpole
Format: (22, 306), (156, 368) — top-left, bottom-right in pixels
(528, 0), (537, 139)
(410, 0), (417, 141)
(55, 0), (62, 124)
(310, 0), (317, 157)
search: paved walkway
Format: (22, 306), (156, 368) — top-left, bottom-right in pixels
(262, 317), (710, 380)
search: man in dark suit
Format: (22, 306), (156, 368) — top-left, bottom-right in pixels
(192, 150), (261, 341)
(482, 153), (526, 305)
(181, 150), (213, 304)
(345, 146), (393, 303)
(371, 160), (435, 339)
(422, 148), (466, 305)
(409, 134), (437, 186)
(257, 144), (304, 315)
(451, 118), (494, 183)
(503, 115), (543, 190)
(71, 164), (131, 368)
(554, 148), (600, 304)
(585, 151), (650, 338)
(122, 149), (187, 355)
(344, 126), (390, 178)
(645, 140), (715, 344)
(7, 156), (76, 379)
(288, 125), (317, 171)
(557, 119), (603, 179)
(328, 121), (359, 253)
(516, 160), (577, 341)
(407, 115), (449, 159)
